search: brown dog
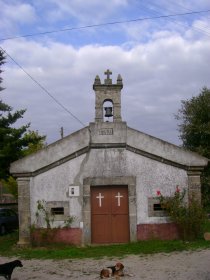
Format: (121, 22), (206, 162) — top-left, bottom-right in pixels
(100, 262), (124, 278)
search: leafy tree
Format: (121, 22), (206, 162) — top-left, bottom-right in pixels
(175, 87), (210, 210)
(1, 130), (46, 199)
(1, 176), (18, 199)
(0, 103), (27, 179)
(0, 50), (46, 181)
(22, 130), (46, 156)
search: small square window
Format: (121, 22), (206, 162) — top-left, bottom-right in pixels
(148, 197), (168, 217)
(46, 201), (69, 221)
(153, 203), (165, 211)
(51, 207), (64, 215)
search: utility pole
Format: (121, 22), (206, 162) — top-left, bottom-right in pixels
(60, 127), (64, 139)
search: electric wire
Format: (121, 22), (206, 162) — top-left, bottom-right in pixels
(137, 1), (210, 37)
(165, 0), (210, 34)
(0, 46), (86, 128)
(0, 9), (210, 41)
(155, 2), (210, 36)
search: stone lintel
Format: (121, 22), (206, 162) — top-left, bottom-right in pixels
(187, 168), (204, 176)
(93, 84), (123, 91)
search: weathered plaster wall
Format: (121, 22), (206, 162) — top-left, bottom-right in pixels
(30, 147), (188, 228)
(125, 150), (188, 224)
(79, 148), (188, 225)
(30, 154), (86, 228)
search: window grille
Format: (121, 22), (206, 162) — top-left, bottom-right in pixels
(51, 207), (64, 215)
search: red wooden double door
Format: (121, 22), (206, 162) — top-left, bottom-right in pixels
(91, 186), (130, 244)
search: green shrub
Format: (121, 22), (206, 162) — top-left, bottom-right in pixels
(157, 187), (207, 240)
(36, 200), (54, 229)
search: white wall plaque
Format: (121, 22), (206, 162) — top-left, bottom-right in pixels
(69, 186), (80, 197)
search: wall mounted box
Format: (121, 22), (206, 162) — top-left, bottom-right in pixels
(69, 186), (80, 197)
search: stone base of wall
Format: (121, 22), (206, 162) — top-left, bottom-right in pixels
(31, 228), (82, 246)
(137, 223), (180, 240)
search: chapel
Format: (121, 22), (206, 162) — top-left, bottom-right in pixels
(10, 70), (209, 246)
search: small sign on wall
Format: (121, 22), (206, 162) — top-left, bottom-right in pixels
(69, 186), (80, 197)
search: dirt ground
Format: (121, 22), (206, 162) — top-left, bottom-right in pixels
(1, 249), (210, 280)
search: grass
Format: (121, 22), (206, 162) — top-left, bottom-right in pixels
(1, 231), (210, 260)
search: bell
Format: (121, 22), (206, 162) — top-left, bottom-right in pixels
(104, 107), (113, 117)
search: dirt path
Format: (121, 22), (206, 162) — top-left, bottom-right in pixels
(1, 249), (210, 280)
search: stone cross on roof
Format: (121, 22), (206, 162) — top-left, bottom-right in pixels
(104, 69), (112, 84)
(104, 69), (112, 79)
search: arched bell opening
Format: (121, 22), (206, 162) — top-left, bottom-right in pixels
(103, 100), (113, 122)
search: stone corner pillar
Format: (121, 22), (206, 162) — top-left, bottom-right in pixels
(17, 177), (31, 247)
(187, 169), (203, 203)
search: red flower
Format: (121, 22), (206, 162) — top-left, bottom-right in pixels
(156, 190), (161, 196)
(176, 185), (180, 193)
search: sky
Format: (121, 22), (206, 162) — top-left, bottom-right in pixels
(0, 0), (210, 146)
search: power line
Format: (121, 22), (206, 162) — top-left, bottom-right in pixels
(165, 0), (210, 34)
(1, 9), (210, 41)
(0, 46), (86, 128)
(138, 2), (210, 37)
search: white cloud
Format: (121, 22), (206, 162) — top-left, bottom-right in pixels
(0, 0), (209, 145)
(1, 27), (210, 145)
(5, 4), (36, 23)
(44, 0), (128, 24)
(0, 0), (37, 39)
(0, 1), (36, 25)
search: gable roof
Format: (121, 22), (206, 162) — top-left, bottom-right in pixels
(10, 124), (209, 177)
(10, 126), (90, 175)
(126, 127), (209, 169)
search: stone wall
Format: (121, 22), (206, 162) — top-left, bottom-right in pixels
(137, 223), (180, 240)
(31, 228), (82, 245)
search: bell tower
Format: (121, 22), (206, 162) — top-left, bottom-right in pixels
(93, 69), (123, 123)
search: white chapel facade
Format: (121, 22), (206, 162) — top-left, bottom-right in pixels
(11, 70), (208, 246)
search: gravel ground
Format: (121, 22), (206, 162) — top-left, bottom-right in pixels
(1, 249), (210, 279)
